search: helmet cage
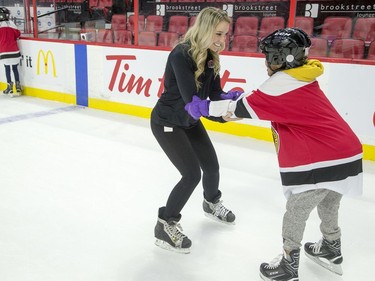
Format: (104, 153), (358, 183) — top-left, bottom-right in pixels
(260, 28), (311, 70)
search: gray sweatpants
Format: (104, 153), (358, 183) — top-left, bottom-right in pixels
(282, 189), (343, 251)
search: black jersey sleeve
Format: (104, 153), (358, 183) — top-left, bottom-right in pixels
(234, 98), (252, 119)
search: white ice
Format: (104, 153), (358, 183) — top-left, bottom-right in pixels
(0, 96), (374, 281)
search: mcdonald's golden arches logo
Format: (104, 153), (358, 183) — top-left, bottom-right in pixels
(37, 50), (57, 77)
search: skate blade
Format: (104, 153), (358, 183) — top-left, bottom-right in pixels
(155, 239), (190, 254)
(259, 272), (270, 281)
(204, 212), (235, 225)
(305, 252), (343, 275)
(259, 272), (298, 281)
(10, 93), (21, 98)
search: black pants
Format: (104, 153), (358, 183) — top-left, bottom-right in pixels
(151, 120), (221, 221)
(4, 64), (20, 83)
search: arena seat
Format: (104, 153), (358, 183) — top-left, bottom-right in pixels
(168, 15), (189, 35)
(113, 29), (132, 45)
(128, 15), (145, 33)
(258, 17), (285, 39)
(352, 18), (375, 45)
(138, 31), (157, 46)
(231, 35), (258, 53)
(234, 16), (259, 36)
(294, 16), (314, 36)
(145, 15), (164, 33)
(157, 31), (179, 47)
(329, 38), (365, 59)
(111, 14), (127, 30)
(309, 37), (328, 57)
(320, 17), (352, 42)
(96, 29), (113, 43)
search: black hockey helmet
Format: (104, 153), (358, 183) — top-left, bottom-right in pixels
(259, 27), (311, 70)
(0, 7), (10, 21)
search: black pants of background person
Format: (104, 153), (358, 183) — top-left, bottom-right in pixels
(4, 64), (20, 83)
(150, 120), (222, 221)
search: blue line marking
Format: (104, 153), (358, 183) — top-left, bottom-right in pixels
(75, 44), (88, 106)
(0, 105), (84, 125)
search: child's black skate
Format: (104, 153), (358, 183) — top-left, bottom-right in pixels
(154, 217), (192, 254)
(203, 198), (235, 224)
(304, 238), (343, 275)
(259, 249), (300, 281)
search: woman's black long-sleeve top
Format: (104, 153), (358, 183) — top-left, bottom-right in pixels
(151, 43), (226, 128)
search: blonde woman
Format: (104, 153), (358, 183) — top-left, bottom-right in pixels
(150, 7), (241, 254)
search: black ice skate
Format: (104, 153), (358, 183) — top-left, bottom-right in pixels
(259, 249), (300, 281)
(154, 217), (192, 254)
(304, 238), (343, 275)
(12, 81), (22, 97)
(3, 82), (13, 95)
(203, 198), (235, 224)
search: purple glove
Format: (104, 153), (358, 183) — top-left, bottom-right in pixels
(220, 89), (244, 101)
(184, 96), (210, 120)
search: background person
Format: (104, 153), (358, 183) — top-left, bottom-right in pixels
(0, 7), (22, 97)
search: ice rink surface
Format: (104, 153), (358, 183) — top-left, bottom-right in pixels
(1, 96), (374, 281)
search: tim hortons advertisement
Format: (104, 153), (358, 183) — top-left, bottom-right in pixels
(85, 46), (374, 144)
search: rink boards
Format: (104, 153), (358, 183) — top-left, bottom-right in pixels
(1, 39), (374, 161)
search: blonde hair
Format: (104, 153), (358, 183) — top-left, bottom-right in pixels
(180, 7), (230, 90)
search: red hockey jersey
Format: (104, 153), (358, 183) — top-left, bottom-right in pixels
(236, 60), (363, 198)
(0, 20), (21, 64)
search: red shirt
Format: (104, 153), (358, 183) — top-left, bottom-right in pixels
(0, 20), (21, 59)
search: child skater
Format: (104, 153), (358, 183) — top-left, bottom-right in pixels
(185, 27), (363, 280)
